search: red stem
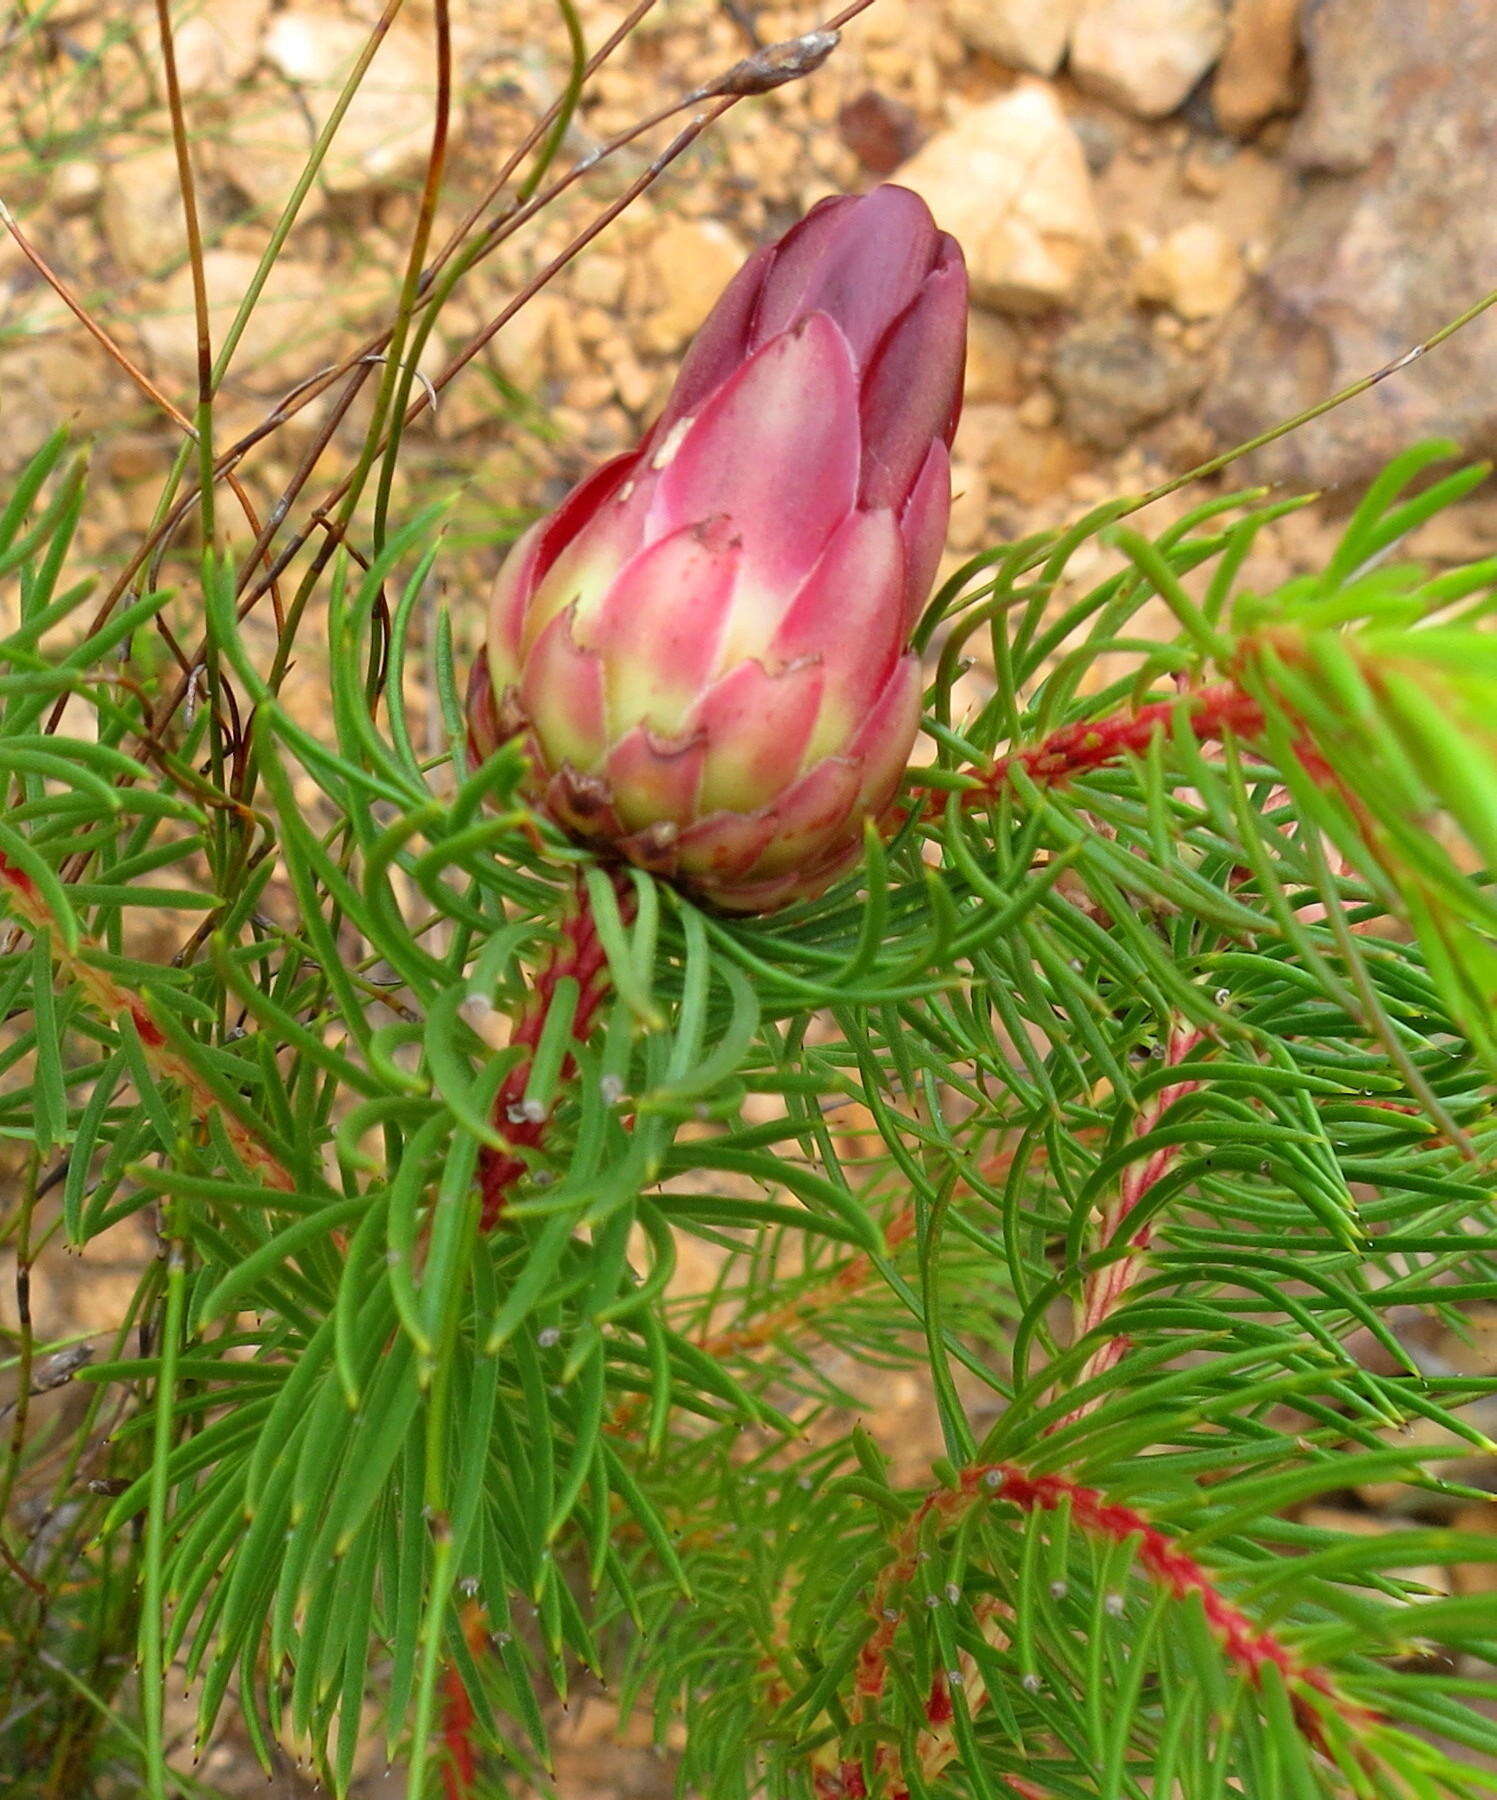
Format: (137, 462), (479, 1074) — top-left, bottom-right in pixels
(943, 681), (1265, 812)
(439, 1600), (490, 1800)
(0, 856), (296, 1192)
(1069, 1025), (1204, 1406)
(449, 876), (626, 1791)
(830, 1460), (1381, 1798)
(476, 872), (624, 1228)
(700, 1205), (918, 1360)
(440, 1662), (477, 1800)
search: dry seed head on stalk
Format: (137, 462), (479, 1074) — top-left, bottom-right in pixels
(707, 28), (842, 96)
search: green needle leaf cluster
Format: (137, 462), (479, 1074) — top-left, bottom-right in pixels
(3, 434), (1497, 1800)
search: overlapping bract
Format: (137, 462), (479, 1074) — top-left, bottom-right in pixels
(468, 184), (967, 910)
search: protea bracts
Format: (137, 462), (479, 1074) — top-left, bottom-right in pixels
(467, 184), (968, 911)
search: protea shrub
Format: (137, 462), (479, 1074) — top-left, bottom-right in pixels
(468, 184), (967, 910)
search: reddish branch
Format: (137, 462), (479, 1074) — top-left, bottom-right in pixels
(820, 1460), (1381, 1798)
(1070, 1024), (1204, 1406)
(0, 855), (294, 1193)
(700, 1204), (917, 1359)
(439, 1599), (489, 1800)
(440, 1663), (477, 1800)
(811, 1635), (1038, 1800)
(905, 1600), (1035, 1799)
(476, 873), (624, 1229)
(442, 878), (623, 1792)
(944, 681), (1265, 811)
(697, 1138), (1050, 1370)
(451, 873), (631, 1787)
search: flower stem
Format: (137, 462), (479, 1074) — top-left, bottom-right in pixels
(949, 681), (1264, 810)
(439, 1610), (481, 1800)
(1069, 1024), (1204, 1409)
(835, 1458), (1381, 1796)
(477, 869), (625, 1228)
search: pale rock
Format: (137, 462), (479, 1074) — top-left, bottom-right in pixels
(1214, 0), (1302, 135)
(978, 407), (1087, 503)
(174, 0), (273, 96)
(58, 1264), (144, 1335)
(1, 240), (33, 320)
(1071, 111), (1122, 175)
(947, 461), (991, 551)
(0, 370), (56, 472)
(1181, 142), (1230, 196)
(943, 0), (1085, 75)
(95, 36), (159, 115)
(207, 88), (318, 214)
(798, 180), (840, 216)
(848, 0), (914, 46)
(416, 326), (447, 393)
(18, 0), (90, 22)
(641, 217), (746, 354)
(569, 255), (626, 311)
(101, 142), (187, 275)
(1017, 388), (1059, 429)
(264, 8), (457, 195)
(422, 334), (498, 437)
(954, 402), (1018, 468)
(51, 159), (103, 214)
(963, 310), (1024, 404)
(613, 355), (659, 415)
(568, 373), (615, 412)
(493, 293), (564, 391)
(898, 84), (1101, 314)
(0, 336), (116, 468)
(1133, 221), (1245, 318)
(102, 434), (168, 482)
(545, 304), (589, 383)
(1071, 0), (1229, 119)
(1289, 0), (1441, 173)
(573, 306), (614, 349)
(137, 249), (327, 380)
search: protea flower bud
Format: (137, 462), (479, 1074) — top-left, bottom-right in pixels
(468, 184), (967, 911)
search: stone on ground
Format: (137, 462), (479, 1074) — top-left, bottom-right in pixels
(898, 82), (1101, 313)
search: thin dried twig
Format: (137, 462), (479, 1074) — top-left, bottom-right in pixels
(0, 200), (283, 616)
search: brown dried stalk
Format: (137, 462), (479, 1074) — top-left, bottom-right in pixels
(0, 202), (283, 622)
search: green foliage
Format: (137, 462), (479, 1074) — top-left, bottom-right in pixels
(4, 428), (1497, 1800)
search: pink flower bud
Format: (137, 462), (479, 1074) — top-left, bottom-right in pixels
(468, 185), (967, 910)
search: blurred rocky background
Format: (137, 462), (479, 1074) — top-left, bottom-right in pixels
(4, 0), (1497, 1792)
(4, 0), (1497, 594)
